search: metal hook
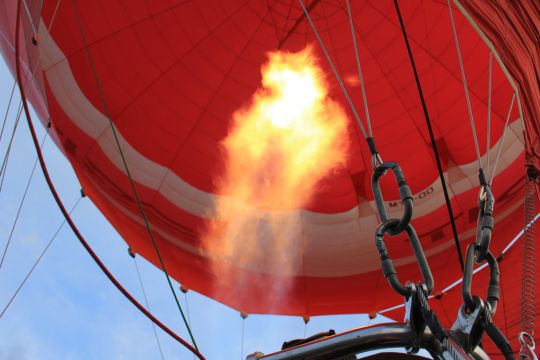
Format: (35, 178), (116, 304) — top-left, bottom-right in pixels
(372, 162), (414, 235)
(462, 245), (499, 315)
(375, 219), (433, 297)
(519, 332), (537, 360)
(475, 185), (494, 263)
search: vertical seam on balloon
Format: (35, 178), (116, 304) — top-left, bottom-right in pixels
(277, 0), (321, 49)
(78, 0), (253, 183)
(265, 0), (282, 45)
(280, 0), (296, 46)
(148, 2), (277, 205)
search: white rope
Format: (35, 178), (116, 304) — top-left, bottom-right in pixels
(490, 93), (516, 185)
(447, 0), (483, 170)
(298, 0), (368, 139)
(486, 51), (492, 179)
(345, 0), (373, 137)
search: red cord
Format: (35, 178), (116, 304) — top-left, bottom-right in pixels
(14, 2), (205, 359)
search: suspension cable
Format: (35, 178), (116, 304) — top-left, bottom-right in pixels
(131, 254), (166, 360)
(486, 51), (493, 180)
(69, 0), (198, 348)
(14, 2), (205, 357)
(0, 130), (48, 270)
(0, 197), (81, 319)
(298, 0), (368, 139)
(345, 0), (372, 137)
(489, 93), (516, 185)
(0, 103), (23, 191)
(447, 0), (483, 170)
(0, 20), (54, 193)
(394, 0), (464, 271)
(183, 291), (196, 360)
(0, 80), (17, 146)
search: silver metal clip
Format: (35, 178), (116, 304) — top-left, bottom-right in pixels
(519, 332), (537, 360)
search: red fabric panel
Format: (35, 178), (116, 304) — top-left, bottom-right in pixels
(0, 0), (536, 319)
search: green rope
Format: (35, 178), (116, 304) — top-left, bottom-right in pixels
(70, 0), (198, 349)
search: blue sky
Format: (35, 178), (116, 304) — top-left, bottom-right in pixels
(0, 56), (407, 359)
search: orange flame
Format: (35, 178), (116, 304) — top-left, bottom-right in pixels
(203, 47), (350, 306)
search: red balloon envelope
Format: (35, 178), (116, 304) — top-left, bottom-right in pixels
(0, 1), (538, 347)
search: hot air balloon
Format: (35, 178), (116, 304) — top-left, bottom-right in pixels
(0, 0), (538, 358)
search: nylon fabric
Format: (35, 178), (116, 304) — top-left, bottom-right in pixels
(0, 0), (537, 319)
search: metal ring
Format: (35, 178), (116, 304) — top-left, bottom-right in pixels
(462, 245), (500, 315)
(519, 332), (536, 350)
(462, 244), (476, 311)
(371, 153), (383, 170)
(372, 162), (413, 235)
(475, 185), (494, 263)
(375, 219), (434, 297)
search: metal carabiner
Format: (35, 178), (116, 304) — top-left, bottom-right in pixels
(519, 332), (538, 360)
(375, 219), (434, 297)
(451, 296), (486, 353)
(484, 251), (500, 314)
(462, 244), (476, 311)
(462, 245), (499, 315)
(367, 137), (383, 170)
(372, 162), (414, 235)
(475, 185), (494, 263)
(371, 152), (384, 170)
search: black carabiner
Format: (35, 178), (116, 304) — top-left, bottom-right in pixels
(475, 185), (494, 263)
(485, 251), (500, 314)
(372, 162), (413, 235)
(462, 244), (476, 311)
(375, 219), (434, 297)
(462, 244), (499, 314)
